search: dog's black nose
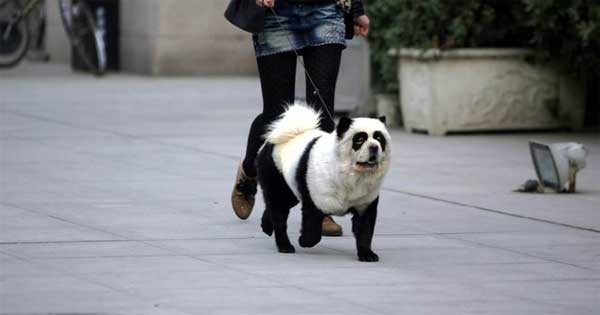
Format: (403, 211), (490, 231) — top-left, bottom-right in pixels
(369, 145), (378, 155)
(368, 145), (378, 163)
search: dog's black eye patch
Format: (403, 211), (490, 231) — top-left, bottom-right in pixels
(352, 132), (368, 151)
(373, 131), (387, 151)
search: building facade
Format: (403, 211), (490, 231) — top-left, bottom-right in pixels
(46, 0), (257, 75)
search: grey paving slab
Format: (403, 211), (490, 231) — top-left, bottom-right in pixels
(1, 240), (171, 259)
(450, 229), (600, 247)
(410, 261), (596, 283)
(2, 278), (191, 315)
(382, 132), (600, 231)
(1, 63), (599, 314)
(515, 244), (600, 269)
(480, 280), (600, 314)
(448, 230), (600, 269)
(0, 204), (121, 243)
(82, 267), (280, 292)
(0, 252), (64, 277)
(376, 191), (564, 235)
(320, 238), (543, 265)
(36, 255), (216, 275)
(313, 282), (512, 314)
(146, 287), (383, 315)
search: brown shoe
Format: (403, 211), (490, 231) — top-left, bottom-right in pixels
(322, 215), (343, 236)
(231, 163), (257, 220)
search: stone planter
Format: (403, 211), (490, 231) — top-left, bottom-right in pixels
(392, 48), (586, 135)
(375, 93), (402, 127)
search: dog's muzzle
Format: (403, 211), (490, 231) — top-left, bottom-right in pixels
(355, 145), (381, 171)
(357, 151), (379, 170)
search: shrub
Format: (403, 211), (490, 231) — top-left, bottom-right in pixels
(367, 0), (599, 92)
(525, 0), (600, 81)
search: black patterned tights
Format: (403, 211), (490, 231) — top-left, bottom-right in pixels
(242, 44), (344, 177)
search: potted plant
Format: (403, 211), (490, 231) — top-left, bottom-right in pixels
(367, 0), (595, 135)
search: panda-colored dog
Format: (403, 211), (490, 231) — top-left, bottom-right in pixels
(256, 102), (391, 262)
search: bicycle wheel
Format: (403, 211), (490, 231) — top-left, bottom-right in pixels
(0, 1), (30, 68)
(59, 0), (106, 75)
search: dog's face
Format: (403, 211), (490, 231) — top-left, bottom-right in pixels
(336, 116), (391, 173)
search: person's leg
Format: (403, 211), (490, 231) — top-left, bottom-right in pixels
(242, 51), (297, 177)
(232, 51), (297, 220)
(302, 44), (344, 133)
(301, 44), (345, 235)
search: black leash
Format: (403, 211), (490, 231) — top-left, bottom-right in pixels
(268, 6), (337, 125)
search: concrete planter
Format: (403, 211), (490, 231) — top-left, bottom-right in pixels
(393, 48), (586, 135)
(375, 93), (402, 127)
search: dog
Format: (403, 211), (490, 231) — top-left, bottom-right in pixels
(256, 102), (391, 262)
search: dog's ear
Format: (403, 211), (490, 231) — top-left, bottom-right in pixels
(378, 116), (387, 124)
(336, 117), (353, 139)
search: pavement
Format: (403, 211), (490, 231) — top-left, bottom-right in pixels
(1, 62), (599, 315)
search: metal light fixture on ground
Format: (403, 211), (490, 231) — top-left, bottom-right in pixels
(529, 141), (588, 193)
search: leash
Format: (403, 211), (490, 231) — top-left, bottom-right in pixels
(268, 6), (337, 125)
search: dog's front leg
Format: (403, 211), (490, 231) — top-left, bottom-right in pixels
(352, 197), (379, 262)
(298, 203), (324, 248)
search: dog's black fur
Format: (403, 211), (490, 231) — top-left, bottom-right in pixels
(257, 142), (298, 253)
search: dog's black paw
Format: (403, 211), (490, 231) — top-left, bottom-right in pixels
(261, 222), (274, 236)
(261, 210), (274, 236)
(358, 250), (379, 262)
(298, 234), (321, 248)
(277, 243), (296, 253)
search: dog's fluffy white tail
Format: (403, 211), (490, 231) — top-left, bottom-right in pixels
(265, 102), (321, 145)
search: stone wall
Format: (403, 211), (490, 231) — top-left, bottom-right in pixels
(120, 0), (257, 75)
(45, 0), (257, 75)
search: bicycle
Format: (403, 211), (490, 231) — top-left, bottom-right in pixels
(0, 0), (106, 75)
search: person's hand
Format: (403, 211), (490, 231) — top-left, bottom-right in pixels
(353, 14), (370, 37)
(256, 0), (275, 8)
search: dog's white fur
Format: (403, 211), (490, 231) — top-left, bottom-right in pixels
(262, 102), (391, 215)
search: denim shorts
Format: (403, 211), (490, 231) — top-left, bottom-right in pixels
(253, 1), (346, 58)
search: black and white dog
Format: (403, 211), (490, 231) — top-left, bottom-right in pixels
(256, 102), (391, 262)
